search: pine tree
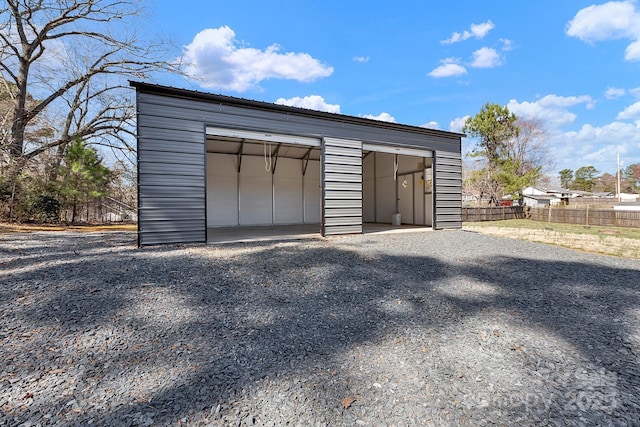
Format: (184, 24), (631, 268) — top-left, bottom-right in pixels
(57, 139), (110, 222)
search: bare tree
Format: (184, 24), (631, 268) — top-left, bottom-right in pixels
(462, 115), (551, 204)
(504, 118), (552, 176)
(0, 0), (179, 220)
(0, 0), (177, 175)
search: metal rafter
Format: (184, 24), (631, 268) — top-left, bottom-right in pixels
(302, 147), (313, 176)
(236, 139), (245, 173)
(271, 144), (281, 174)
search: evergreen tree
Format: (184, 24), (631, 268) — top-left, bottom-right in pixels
(572, 166), (598, 192)
(495, 158), (542, 203)
(57, 139), (110, 222)
(624, 163), (640, 193)
(463, 103), (519, 204)
(559, 169), (573, 189)
(463, 103), (519, 173)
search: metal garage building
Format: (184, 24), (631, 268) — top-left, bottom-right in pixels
(131, 81), (463, 246)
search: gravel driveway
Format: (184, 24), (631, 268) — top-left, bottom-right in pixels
(1, 230), (639, 426)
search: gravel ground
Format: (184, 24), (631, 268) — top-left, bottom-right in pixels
(1, 229), (639, 426)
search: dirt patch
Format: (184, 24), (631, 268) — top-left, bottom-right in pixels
(465, 225), (640, 259)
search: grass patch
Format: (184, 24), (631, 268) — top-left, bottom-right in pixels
(464, 219), (640, 258)
(0, 222), (136, 233)
(464, 219), (640, 240)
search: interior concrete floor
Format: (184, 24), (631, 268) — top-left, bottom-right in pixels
(207, 223), (432, 244)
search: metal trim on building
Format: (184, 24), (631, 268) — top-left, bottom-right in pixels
(362, 143), (433, 158)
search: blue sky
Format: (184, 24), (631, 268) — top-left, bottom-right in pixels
(148, 0), (640, 176)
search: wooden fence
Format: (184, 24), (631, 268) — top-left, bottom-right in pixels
(528, 207), (640, 228)
(462, 206), (640, 228)
(567, 197), (620, 209)
(462, 206), (528, 222)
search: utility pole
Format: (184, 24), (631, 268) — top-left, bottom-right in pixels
(617, 152), (621, 203)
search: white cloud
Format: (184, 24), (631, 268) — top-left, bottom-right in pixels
(566, 1), (640, 61)
(274, 95), (341, 113)
(616, 101), (640, 120)
(630, 87), (640, 97)
(449, 116), (470, 133)
(624, 39), (640, 60)
(549, 121), (640, 172)
(180, 26), (333, 92)
(500, 38), (514, 51)
(421, 121), (440, 129)
(360, 112), (396, 123)
(430, 46), (505, 78)
(605, 86), (626, 99)
(428, 58), (467, 78)
(500, 90), (640, 172)
(471, 47), (502, 68)
(353, 56), (370, 63)
(441, 20), (495, 45)
(507, 94), (594, 128)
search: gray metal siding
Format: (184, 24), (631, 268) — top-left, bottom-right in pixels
(134, 83), (463, 244)
(137, 93), (206, 245)
(138, 92), (460, 153)
(434, 151), (462, 229)
(322, 138), (363, 235)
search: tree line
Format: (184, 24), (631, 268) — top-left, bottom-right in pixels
(463, 102), (639, 204)
(559, 165), (640, 193)
(0, 0), (175, 223)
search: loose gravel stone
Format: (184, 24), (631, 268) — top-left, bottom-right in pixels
(1, 229), (639, 426)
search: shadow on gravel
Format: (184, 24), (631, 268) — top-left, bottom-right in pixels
(454, 255), (640, 416)
(2, 231), (639, 425)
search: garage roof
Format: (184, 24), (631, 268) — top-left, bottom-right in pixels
(130, 81), (465, 140)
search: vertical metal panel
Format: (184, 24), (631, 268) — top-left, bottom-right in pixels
(434, 151), (462, 229)
(274, 158), (304, 224)
(239, 156), (273, 225)
(374, 152), (396, 224)
(136, 90), (141, 247)
(137, 101), (206, 245)
(414, 172), (425, 225)
(397, 174), (414, 224)
(207, 153), (238, 226)
(303, 160), (321, 223)
(362, 153), (375, 223)
(322, 138), (363, 236)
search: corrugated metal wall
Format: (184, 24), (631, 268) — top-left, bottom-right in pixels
(134, 83), (463, 244)
(322, 138), (363, 235)
(136, 91), (459, 153)
(434, 151), (462, 229)
(137, 93), (206, 245)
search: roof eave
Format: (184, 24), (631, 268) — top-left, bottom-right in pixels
(129, 80), (466, 140)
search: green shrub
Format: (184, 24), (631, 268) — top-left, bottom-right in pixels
(28, 194), (61, 222)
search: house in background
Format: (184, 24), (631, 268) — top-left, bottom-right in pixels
(462, 191), (479, 205)
(593, 191), (615, 198)
(614, 202), (640, 211)
(522, 185), (637, 208)
(522, 186), (569, 207)
(522, 194), (555, 208)
(619, 193), (640, 202)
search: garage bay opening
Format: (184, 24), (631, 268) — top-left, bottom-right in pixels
(206, 128), (321, 243)
(363, 147), (433, 229)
